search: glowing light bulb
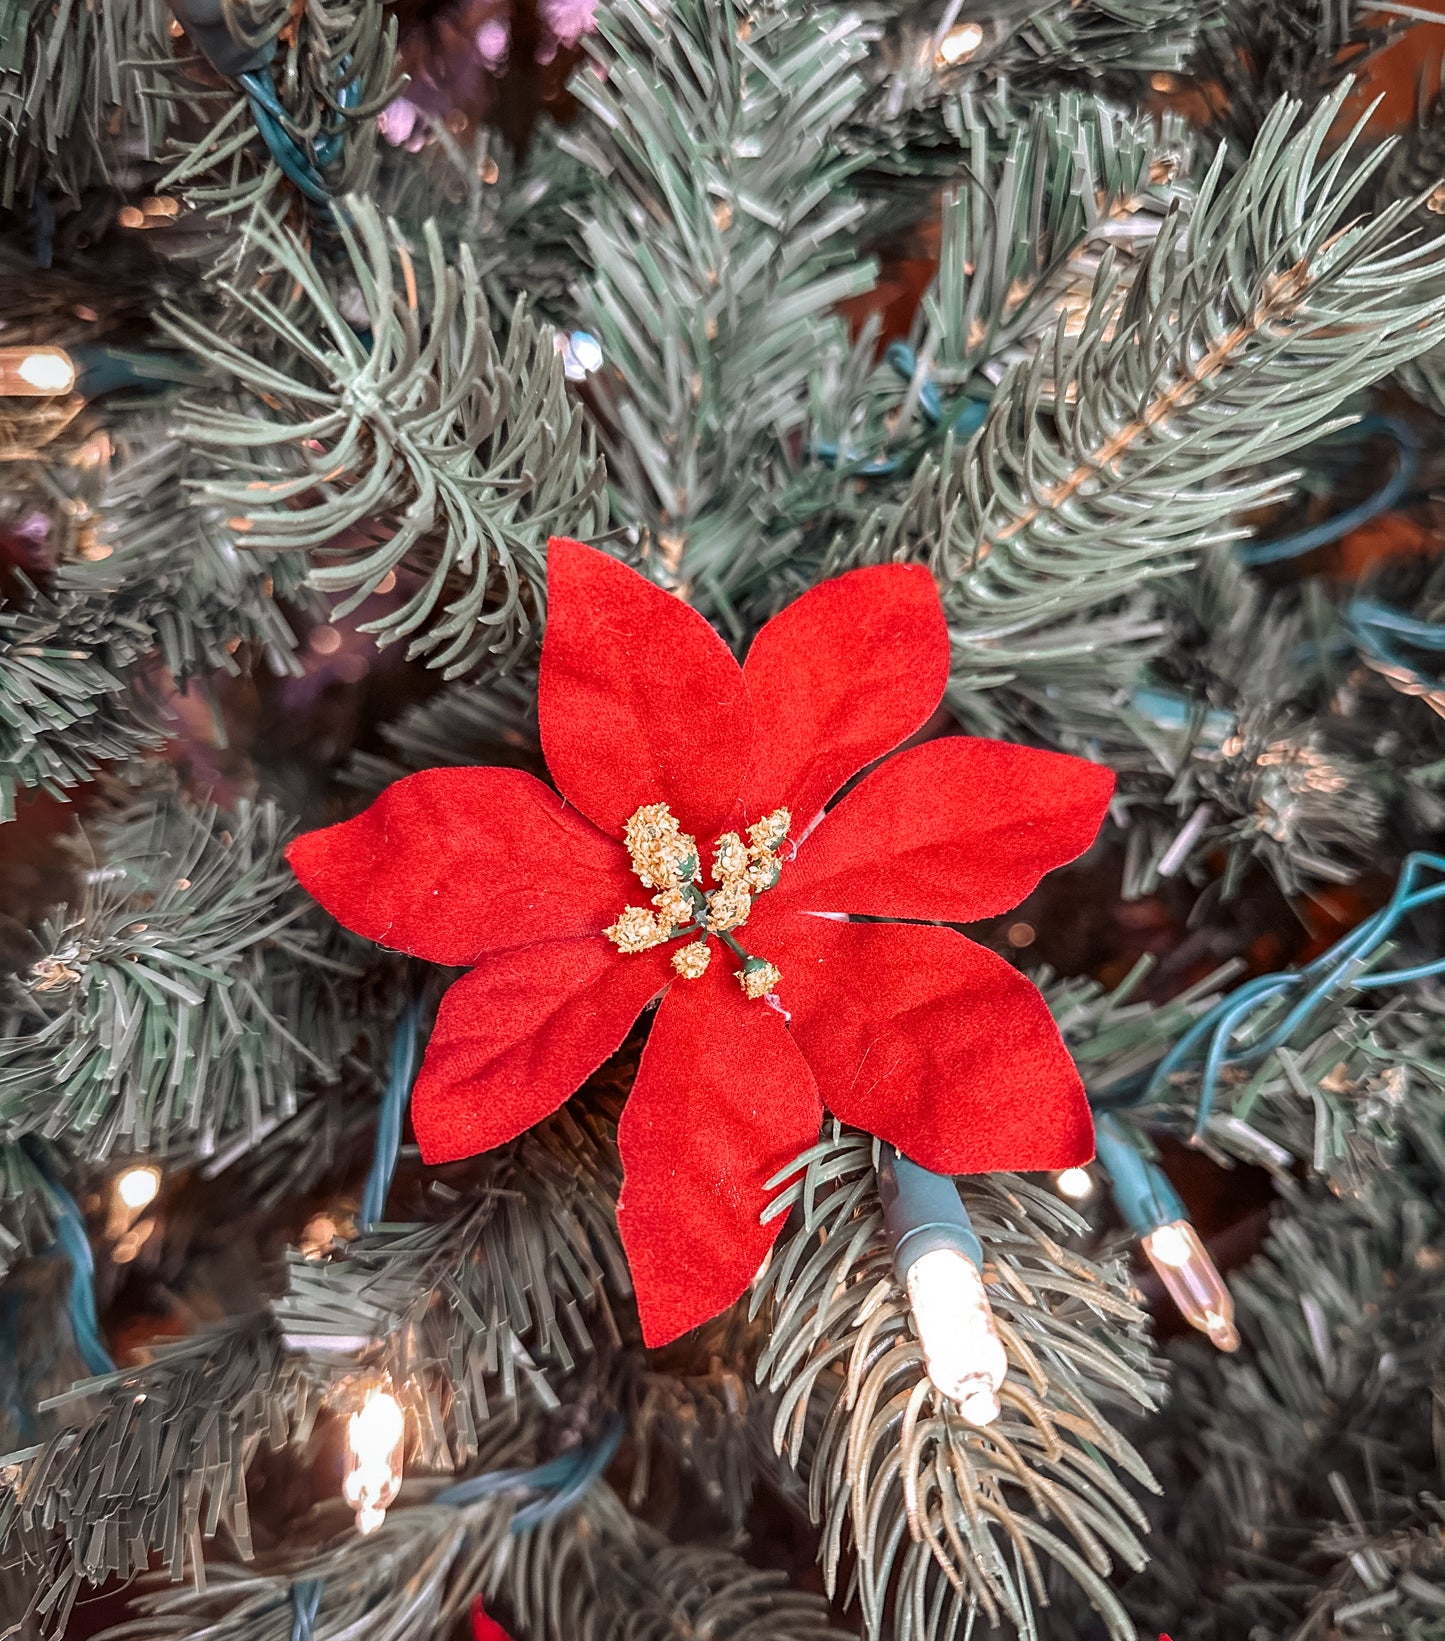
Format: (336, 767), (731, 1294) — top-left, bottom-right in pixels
(1, 348), (77, 397)
(343, 1386), (406, 1533)
(936, 21), (984, 66)
(115, 1165), (161, 1211)
(556, 330), (603, 381)
(904, 1246), (1008, 1425)
(1055, 1166), (1094, 1201)
(1141, 1220), (1240, 1352)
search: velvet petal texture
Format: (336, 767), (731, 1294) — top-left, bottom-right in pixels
(285, 766), (636, 968)
(741, 563), (950, 831)
(748, 907), (1094, 1176)
(616, 957), (823, 1345)
(538, 537), (754, 843)
(410, 938), (673, 1164)
(778, 736), (1116, 923)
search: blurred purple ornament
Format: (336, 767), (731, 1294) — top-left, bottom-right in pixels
(377, 95), (427, 150)
(538, 0), (596, 61)
(475, 17), (511, 72)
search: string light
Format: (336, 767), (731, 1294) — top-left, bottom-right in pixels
(878, 1147), (1007, 1426)
(1093, 1113), (1239, 1352)
(343, 1384), (406, 1534)
(0, 348), (77, 397)
(115, 1165), (161, 1211)
(1141, 1221), (1240, 1352)
(1055, 1166), (1094, 1201)
(936, 21), (984, 66)
(556, 330), (604, 381)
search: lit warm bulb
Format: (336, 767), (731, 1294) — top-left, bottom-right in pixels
(1142, 1220), (1240, 1352)
(570, 331), (603, 373)
(115, 1165), (161, 1211)
(343, 1387), (405, 1534)
(1055, 1166), (1094, 1201)
(556, 330), (604, 381)
(936, 21), (984, 66)
(1, 348), (77, 396)
(904, 1247), (1008, 1426)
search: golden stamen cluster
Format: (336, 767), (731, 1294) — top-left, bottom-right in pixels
(652, 886), (694, 932)
(605, 904), (669, 954)
(748, 810), (790, 854)
(739, 959), (782, 1000)
(624, 803), (699, 889)
(705, 808), (791, 936)
(604, 802), (792, 997)
(671, 941), (712, 980)
(705, 879), (752, 934)
(712, 832), (749, 883)
(605, 804), (702, 953)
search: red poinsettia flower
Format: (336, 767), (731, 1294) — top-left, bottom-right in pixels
(288, 538), (1113, 1345)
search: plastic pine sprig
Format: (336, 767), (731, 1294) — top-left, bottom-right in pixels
(165, 205), (606, 677)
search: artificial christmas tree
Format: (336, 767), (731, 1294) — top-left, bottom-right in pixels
(6, 2), (1445, 1638)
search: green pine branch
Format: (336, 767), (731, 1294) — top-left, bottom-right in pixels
(1119, 1127), (1445, 1637)
(566, 0), (877, 622)
(0, 590), (161, 824)
(0, 0), (397, 214)
(0, 1315), (293, 1638)
(801, 89), (1184, 529)
(833, 87), (1445, 712)
(0, 0), (161, 205)
(165, 202), (606, 677)
(755, 1126), (1162, 1641)
(151, 0), (399, 226)
(274, 1100), (630, 1457)
(55, 431), (314, 681)
(840, 2), (1204, 187)
(87, 1456), (849, 1641)
(0, 794), (361, 1164)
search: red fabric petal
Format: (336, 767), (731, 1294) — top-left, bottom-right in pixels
(751, 906), (1093, 1174)
(471, 1602), (513, 1641)
(411, 939), (672, 1163)
(538, 538), (753, 842)
(742, 564), (950, 831)
(616, 956), (822, 1346)
(778, 736), (1114, 923)
(286, 767), (633, 967)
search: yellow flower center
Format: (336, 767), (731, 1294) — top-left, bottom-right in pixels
(604, 802), (790, 999)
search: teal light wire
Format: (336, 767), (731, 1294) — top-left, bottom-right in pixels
(360, 995), (422, 1232)
(1137, 852), (1445, 1134)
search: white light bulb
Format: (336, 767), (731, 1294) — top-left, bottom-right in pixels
(115, 1165), (161, 1211)
(556, 330), (604, 381)
(904, 1247), (1008, 1426)
(570, 331), (603, 373)
(343, 1386), (405, 1534)
(16, 350), (76, 394)
(1055, 1166), (1094, 1201)
(1141, 1220), (1240, 1352)
(936, 22), (984, 66)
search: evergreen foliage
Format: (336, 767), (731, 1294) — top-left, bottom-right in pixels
(7, 0), (1445, 1638)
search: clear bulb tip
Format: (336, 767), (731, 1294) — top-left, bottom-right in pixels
(1205, 1313), (1241, 1353)
(956, 1386), (1002, 1427)
(1142, 1221), (1240, 1354)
